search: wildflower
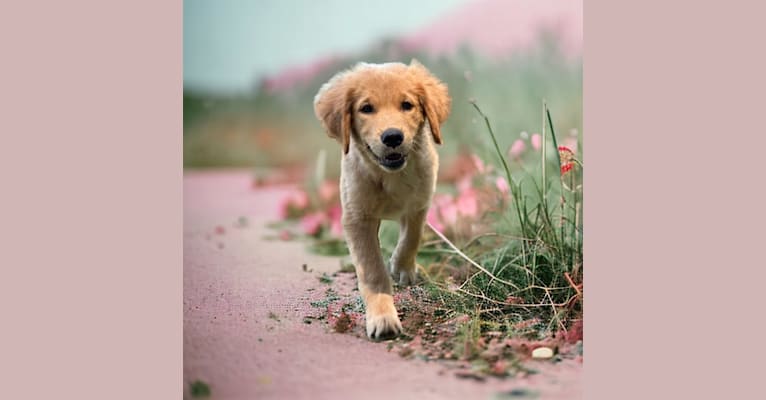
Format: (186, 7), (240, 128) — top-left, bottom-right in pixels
(456, 188), (478, 217)
(426, 207), (444, 232)
(457, 176), (473, 192)
(530, 133), (542, 151)
(318, 180), (339, 203)
(278, 190), (310, 219)
(326, 205), (344, 238)
(495, 176), (510, 195)
(291, 190), (309, 209)
(330, 220), (343, 238)
(433, 193), (453, 208)
(558, 146), (576, 175)
(440, 201), (458, 226)
(508, 139), (525, 158)
(470, 154), (486, 174)
(429, 194), (456, 229)
(300, 212), (325, 236)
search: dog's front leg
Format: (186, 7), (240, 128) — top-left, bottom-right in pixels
(390, 208), (427, 286)
(344, 217), (402, 340)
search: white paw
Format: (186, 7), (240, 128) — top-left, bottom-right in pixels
(366, 311), (402, 340)
(364, 293), (402, 340)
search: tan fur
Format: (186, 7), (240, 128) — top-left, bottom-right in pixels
(314, 61), (450, 339)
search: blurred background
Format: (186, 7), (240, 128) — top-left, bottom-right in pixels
(183, 0), (582, 179)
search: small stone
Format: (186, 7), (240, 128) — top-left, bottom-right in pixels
(531, 346), (554, 359)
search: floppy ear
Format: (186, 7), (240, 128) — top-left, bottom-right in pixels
(409, 59), (451, 145)
(314, 71), (355, 154)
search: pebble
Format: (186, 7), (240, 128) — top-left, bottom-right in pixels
(531, 346), (554, 359)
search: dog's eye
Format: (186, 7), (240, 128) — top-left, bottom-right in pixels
(359, 104), (374, 114)
(401, 101), (414, 111)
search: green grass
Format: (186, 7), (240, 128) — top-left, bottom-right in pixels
(189, 380), (211, 398)
(318, 272), (334, 285)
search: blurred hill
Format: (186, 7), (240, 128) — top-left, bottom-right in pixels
(260, 0), (581, 94)
(400, 0), (581, 57)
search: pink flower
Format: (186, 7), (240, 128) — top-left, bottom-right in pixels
(326, 204), (342, 221)
(433, 193), (453, 208)
(300, 212), (325, 236)
(509, 139), (526, 158)
(426, 207), (444, 232)
(456, 188), (478, 217)
(495, 176), (510, 194)
(470, 155), (486, 174)
(318, 180), (339, 203)
(440, 202), (458, 226)
(278, 190), (310, 219)
(330, 219), (344, 237)
(558, 146), (576, 175)
(431, 194), (456, 228)
(457, 176), (473, 192)
(326, 205), (344, 238)
(530, 133), (542, 151)
(292, 190), (309, 209)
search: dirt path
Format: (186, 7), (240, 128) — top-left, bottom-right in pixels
(183, 170), (581, 399)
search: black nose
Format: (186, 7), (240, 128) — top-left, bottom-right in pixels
(381, 128), (404, 148)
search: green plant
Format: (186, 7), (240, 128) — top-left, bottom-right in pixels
(422, 100), (582, 333)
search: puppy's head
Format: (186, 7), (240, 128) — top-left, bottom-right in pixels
(313, 60), (451, 172)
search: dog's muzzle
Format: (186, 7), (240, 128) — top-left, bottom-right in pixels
(367, 145), (406, 171)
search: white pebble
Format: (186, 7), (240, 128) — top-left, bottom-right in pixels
(532, 347), (554, 359)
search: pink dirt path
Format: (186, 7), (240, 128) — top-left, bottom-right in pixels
(183, 170), (581, 399)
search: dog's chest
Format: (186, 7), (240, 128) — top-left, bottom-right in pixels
(377, 170), (432, 219)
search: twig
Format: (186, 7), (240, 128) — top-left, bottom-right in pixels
(542, 99), (547, 207)
(427, 222), (521, 291)
(455, 287), (507, 306)
(564, 272), (582, 298)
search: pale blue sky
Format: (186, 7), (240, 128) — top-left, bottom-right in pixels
(184, 0), (468, 93)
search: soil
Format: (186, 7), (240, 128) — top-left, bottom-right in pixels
(183, 170), (582, 399)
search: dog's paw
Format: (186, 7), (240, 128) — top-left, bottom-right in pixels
(391, 263), (419, 286)
(396, 269), (417, 286)
(365, 293), (402, 340)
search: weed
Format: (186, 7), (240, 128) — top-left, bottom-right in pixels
(318, 273), (334, 285)
(189, 380), (210, 398)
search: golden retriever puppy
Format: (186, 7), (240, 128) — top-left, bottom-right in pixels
(313, 60), (450, 339)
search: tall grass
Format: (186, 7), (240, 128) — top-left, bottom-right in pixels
(416, 100), (583, 333)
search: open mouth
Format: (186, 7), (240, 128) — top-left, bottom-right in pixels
(367, 145), (406, 170)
